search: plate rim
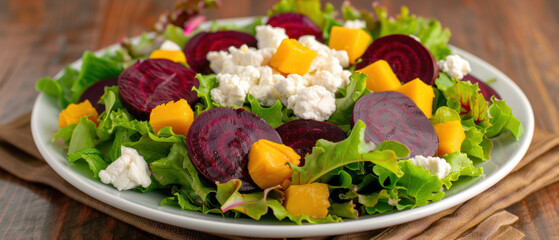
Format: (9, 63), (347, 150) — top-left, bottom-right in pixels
(30, 18), (535, 238)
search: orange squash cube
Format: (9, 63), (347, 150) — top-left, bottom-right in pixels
(149, 99), (194, 136)
(356, 59), (402, 92)
(433, 120), (466, 156)
(328, 26), (372, 64)
(396, 78), (435, 118)
(248, 139), (301, 189)
(284, 183), (330, 219)
(270, 39), (317, 75)
(58, 100), (99, 128)
(149, 49), (187, 64)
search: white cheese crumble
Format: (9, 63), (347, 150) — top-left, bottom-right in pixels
(343, 20), (367, 29)
(287, 86), (336, 121)
(206, 26), (352, 121)
(255, 25), (288, 49)
(409, 155), (451, 179)
(99, 146), (152, 191)
(159, 40), (182, 51)
(438, 54), (472, 80)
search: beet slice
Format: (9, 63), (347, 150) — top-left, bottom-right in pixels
(266, 13), (323, 42)
(462, 74), (501, 102)
(352, 91), (438, 158)
(118, 59), (199, 120)
(183, 31), (257, 74)
(357, 34), (439, 85)
(79, 77), (117, 114)
(186, 107), (282, 192)
(275, 119), (346, 163)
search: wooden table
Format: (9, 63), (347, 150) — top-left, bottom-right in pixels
(1, 0), (558, 238)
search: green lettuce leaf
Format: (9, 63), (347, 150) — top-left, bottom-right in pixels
(328, 201), (358, 219)
(216, 179), (281, 220)
(486, 97), (524, 140)
(290, 121), (405, 185)
(36, 66), (79, 108)
(461, 125), (493, 161)
(247, 94), (283, 128)
(328, 73), (371, 132)
(163, 24), (188, 49)
(268, 0), (335, 29)
(208, 17), (263, 35)
(150, 141), (215, 205)
(192, 73), (219, 116)
(70, 51), (123, 103)
(67, 147), (108, 180)
(430, 106), (461, 125)
(437, 77), (490, 129)
(441, 152), (483, 188)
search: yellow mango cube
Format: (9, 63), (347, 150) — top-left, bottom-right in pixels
(356, 60), (401, 92)
(284, 183), (330, 219)
(58, 100), (99, 128)
(248, 139), (301, 189)
(328, 26), (372, 64)
(149, 99), (194, 136)
(149, 49), (187, 63)
(433, 120), (466, 156)
(396, 78), (435, 118)
(270, 39), (317, 75)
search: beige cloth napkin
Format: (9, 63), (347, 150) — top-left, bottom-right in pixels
(2, 113), (557, 239)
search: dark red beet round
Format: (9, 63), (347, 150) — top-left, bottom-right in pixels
(276, 119), (346, 163)
(266, 13), (323, 42)
(352, 91), (438, 158)
(462, 74), (501, 102)
(183, 31), (257, 74)
(79, 77), (117, 114)
(357, 34), (438, 85)
(186, 107), (282, 192)
(118, 59), (199, 120)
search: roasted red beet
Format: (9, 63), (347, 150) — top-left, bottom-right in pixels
(186, 107), (282, 192)
(118, 59), (199, 120)
(79, 77), (117, 114)
(276, 119), (346, 163)
(352, 91), (438, 158)
(183, 31), (257, 74)
(462, 74), (501, 102)
(266, 13), (323, 42)
(357, 34), (438, 85)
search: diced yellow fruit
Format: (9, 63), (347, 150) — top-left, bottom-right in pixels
(149, 49), (187, 63)
(58, 100), (99, 128)
(284, 183), (330, 219)
(433, 120), (466, 156)
(149, 99), (194, 136)
(396, 78), (435, 118)
(356, 59), (402, 92)
(270, 38), (317, 75)
(328, 26), (372, 64)
(248, 139), (301, 189)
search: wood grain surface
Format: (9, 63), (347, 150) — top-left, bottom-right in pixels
(1, 0), (558, 239)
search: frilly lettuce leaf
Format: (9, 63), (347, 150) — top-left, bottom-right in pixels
(328, 73), (371, 132)
(247, 94), (283, 128)
(36, 66), (79, 109)
(216, 179), (280, 220)
(436, 77), (490, 130)
(192, 73), (219, 116)
(441, 152), (483, 189)
(290, 121), (406, 185)
(70, 51), (123, 103)
(486, 97), (524, 140)
(461, 123), (493, 161)
(430, 106), (461, 125)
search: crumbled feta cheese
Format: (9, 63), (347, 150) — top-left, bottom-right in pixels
(248, 66), (283, 107)
(99, 146), (152, 191)
(307, 70), (346, 93)
(207, 50), (233, 73)
(343, 20), (367, 29)
(438, 54), (471, 80)
(159, 40), (182, 51)
(275, 74), (310, 105)
(211, 73), (251, 107)
(299, 35), (350, 68)
(256, 25), (288, 49)
(409, 155), (451, 179)
(229, 45), (265, 67)
(287, 86), (336, 121)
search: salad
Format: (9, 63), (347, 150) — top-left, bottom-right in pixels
(36, 0), (524, 224)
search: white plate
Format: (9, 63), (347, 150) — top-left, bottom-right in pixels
(31, 18), (534, 238)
